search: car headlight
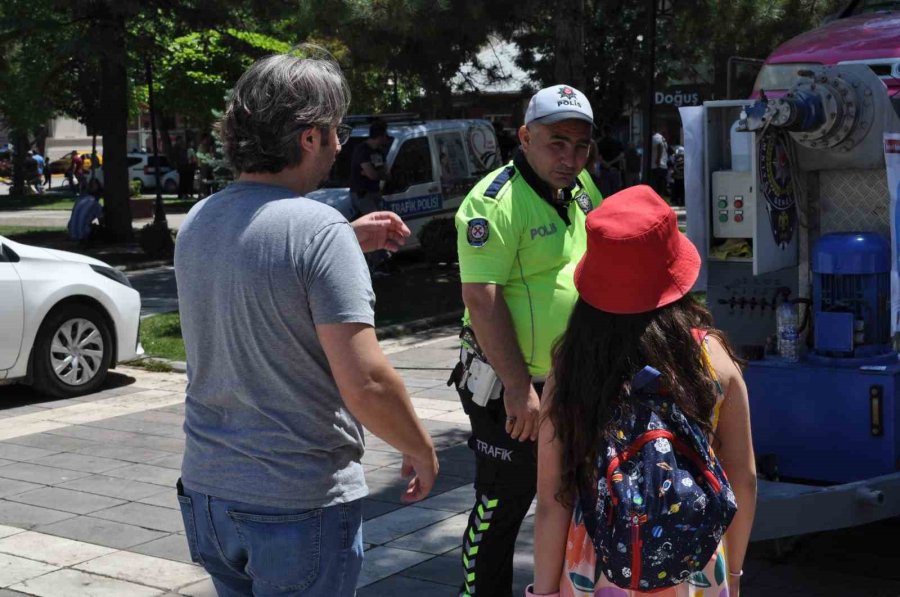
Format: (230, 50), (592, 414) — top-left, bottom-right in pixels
(90, 264), (133, 288)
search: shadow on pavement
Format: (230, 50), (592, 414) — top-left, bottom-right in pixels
(0, 371), (137, 409)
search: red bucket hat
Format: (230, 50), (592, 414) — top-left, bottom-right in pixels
(574, 185), (701, 314)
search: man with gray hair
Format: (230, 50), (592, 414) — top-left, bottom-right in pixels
(175, 49), (439, 596)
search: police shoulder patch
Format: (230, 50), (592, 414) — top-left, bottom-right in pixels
(575, 191), (593, 215)
(467, 218), (490, 247)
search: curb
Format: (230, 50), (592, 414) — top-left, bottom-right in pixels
(127, 357), (187, 373)
(117, 260), (173, 273)
(376, 310), (463, 340)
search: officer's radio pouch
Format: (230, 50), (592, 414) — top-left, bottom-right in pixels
(447, 326), (503, 407)
(466, 355), (502, 407)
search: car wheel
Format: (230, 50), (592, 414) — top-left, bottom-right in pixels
(163, 179), (177, 194)
(31, 304), (113, 398)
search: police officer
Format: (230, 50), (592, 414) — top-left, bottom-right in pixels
(451, 85), (602, 597)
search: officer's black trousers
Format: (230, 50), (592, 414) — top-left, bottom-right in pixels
(456, 379), (544, 597)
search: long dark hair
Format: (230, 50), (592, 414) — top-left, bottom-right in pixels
(548, 294), (741, 507)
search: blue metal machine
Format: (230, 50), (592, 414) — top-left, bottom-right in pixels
(747, 233), (898, 483)
(684, 65), (900, 540)
(810, 233), (893, 362)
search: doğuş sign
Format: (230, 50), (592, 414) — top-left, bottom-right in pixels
(655, 90), (701, 107)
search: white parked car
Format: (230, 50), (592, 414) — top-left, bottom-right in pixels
(0, 235), (143, 397)
(308, 118), (501, 249)
(87, 153), (175, 195)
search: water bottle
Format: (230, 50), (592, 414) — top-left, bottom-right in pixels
(776, 302), (800, 362)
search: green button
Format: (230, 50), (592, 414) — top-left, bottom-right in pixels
(719, 213), (728, 222)
(718, 200), (728, 208)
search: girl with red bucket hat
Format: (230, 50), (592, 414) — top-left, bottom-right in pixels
(529, 186), (757, 597)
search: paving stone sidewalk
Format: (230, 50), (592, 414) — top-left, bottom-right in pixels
(0, 328), (499, 597)
(0, 326), (897, 596)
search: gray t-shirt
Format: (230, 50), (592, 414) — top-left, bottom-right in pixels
(175, 181), (375, 509)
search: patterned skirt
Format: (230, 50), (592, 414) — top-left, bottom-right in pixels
(560, 504), (730, 597)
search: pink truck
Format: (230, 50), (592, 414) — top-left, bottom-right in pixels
(752, 1), (900, 112)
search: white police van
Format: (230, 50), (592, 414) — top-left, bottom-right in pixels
(308, 116), (502, 250)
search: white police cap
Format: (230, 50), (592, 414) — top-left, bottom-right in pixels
(523, 85), (594, 127)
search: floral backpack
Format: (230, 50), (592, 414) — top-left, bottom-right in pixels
(579, 364), (737, 592)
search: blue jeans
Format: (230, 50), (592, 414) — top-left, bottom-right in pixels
(177, 481), (363, 596)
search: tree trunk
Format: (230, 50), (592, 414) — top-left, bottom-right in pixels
(10, 130), (28, 197)
(98, 8), (132, 241)
(554, 0), (586, 90)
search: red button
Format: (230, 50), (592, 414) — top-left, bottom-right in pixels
(734, 214), (744, 223)
(734, 199), (744, 209)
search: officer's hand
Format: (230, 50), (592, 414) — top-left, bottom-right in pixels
(351, 211), (411, 253)
(400, 449), (439, 503)
(503, 383), (540, 442)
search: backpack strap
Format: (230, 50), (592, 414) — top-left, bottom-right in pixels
(580, 368), (661, 542)
(630, 366), (662, 394)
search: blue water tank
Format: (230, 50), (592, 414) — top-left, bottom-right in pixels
(812, 232), (893, 362)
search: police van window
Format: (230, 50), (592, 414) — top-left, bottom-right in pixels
(466, 125), (501, 175)
(388, 137), (433, 192)
(127, 157), (143, 168)
(435, 133), (468, 181)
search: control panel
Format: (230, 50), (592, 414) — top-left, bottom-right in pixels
(711, 170), (754, 239)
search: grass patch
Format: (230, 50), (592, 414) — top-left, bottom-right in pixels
(0, 193), (78, 210)
(0, 226), (67, 242)
(134, 255), (461, 360)
(0, 194), (197, 213)
(140, 312), (186, 361)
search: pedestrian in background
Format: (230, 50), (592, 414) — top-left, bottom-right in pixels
(624, 142), (641, 188)
(651, 129), (669, 196)
(530, 186), (756, 597)
(173, 137), (190, 199)
(175, 49), (438, 597)
(67, 150), (85, 194)
(184, 140), (197, 199)
(26, 150), (43, 194)
(43, 151), (52, 189)
(350, 117), (392, 275)
(596, 125), (624, 197)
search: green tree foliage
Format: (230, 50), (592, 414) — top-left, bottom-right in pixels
(514, 0), (652, 119)
(303, 0), (534, 116)
(154, 29), (290, 129)
(512, 0), (846, 121)
(671, 0), (846, 98)
(0, 2), (67, 195)
(2, 0), (849, 235)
